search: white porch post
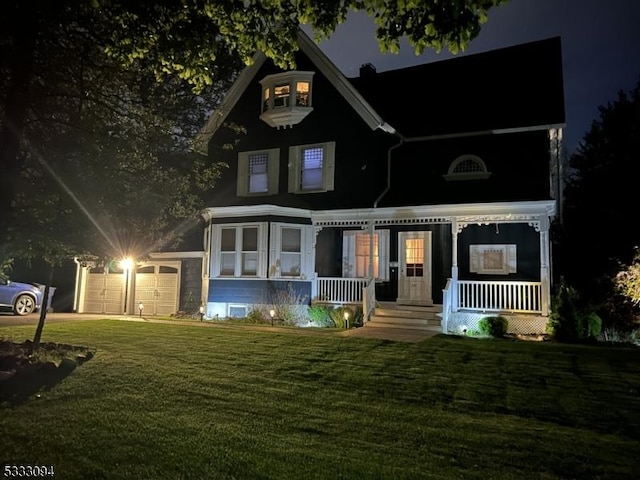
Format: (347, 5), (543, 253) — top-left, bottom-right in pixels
(311, 226), (322, 301)
(539, 216), (551, 316)
(451, 220), (459, 312)
(367, 221), (375, 280)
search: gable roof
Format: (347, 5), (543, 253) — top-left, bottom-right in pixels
(349, 36), (565, 138)
(194, 32), (566, 153)
(193, 29), (395, 154)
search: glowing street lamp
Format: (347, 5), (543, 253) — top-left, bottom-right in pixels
(269, 309), (275, 326)
(344, 310), (350, 330)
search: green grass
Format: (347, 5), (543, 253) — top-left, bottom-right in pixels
(1, 320), (639, 480)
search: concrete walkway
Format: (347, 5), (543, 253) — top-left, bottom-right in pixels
(0, 312), (439, 343)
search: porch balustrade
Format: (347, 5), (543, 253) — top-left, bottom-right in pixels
(457, 280), (543, 313)
(317, 277), (544, 321)
(316, 277), (367, 304)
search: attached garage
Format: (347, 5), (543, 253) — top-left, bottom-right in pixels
(82, 266), (125, 314)
(133, 262), (180, 316)
(74, 252), (203, 316)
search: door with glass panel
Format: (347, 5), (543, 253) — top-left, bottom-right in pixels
(397, 231), (432, 305)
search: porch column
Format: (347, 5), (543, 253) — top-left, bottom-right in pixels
(539, 216), (551, 316)
(367, 221), (375, 279)
(451, 220), (460, 312)
(311, 226), (322, 301)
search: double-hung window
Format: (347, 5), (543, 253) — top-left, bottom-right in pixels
(342, 230), (390, 281)
(212, 223), (267, 277)
(237, 148), (279, 196)
(288, 142), (335, 193)
(269, 223), (312, 279)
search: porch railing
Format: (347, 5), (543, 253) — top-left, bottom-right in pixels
(457, 280), (542, 314)
(316, 277), (367, 305)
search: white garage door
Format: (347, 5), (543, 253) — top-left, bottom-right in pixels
(83, 267), (125, 314)
(134, 263), (179, 316)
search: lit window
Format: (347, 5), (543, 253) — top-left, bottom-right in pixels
(259, 71), (315, 128)
(296, 82), (310, 106)
(342, 230), (390, 281)
(443, 154), (491, 181)
(288, 142), (335, 193)
(237, 148), (279, 196)
(273, 84), (290, 108)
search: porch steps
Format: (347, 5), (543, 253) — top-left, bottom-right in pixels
(365, 303), (443, 332)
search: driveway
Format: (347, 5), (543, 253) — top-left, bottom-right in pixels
(0, 312), (110, 327)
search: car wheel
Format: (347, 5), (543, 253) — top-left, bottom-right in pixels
(14, 294), (36, 315)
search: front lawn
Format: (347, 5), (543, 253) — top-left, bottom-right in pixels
(1, 320), (639, 479)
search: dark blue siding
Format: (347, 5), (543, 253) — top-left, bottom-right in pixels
(208, 279), (312, 305)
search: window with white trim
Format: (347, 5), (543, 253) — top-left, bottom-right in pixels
(443, 154), (491, 181)
(269, 223), (313, 279)
(259, 71), (315, 129)
(211, 223), (268, 277)
(288, 142), (335, 193)
(342, 230), (390, 281)
(237, 148), (279, 196)
(470, 244), (517, 275)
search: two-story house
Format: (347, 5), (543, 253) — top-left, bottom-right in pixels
(189, 30), (565, 334)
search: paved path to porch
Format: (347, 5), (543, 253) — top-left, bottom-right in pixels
(339, 327), (440, 343)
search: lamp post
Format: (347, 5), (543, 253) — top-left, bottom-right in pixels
(270, 309), (275, 326)
(344, 311), (350, 330)
(199, 303), (205, 321)
(138, 302), (144, 317)
(119, 257), (133, 315)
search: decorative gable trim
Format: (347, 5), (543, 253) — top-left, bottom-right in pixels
(193, 29), (395, 154)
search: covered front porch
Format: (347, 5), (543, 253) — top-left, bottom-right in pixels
(310, 200), (555, 335)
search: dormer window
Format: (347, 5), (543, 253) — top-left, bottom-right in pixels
(443, 154), (492, 181)
(260, 71), (314, 129)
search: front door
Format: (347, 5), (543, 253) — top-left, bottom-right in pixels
(397, 231), (432, 306)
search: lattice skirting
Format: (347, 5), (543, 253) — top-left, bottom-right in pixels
(445, 312), (548, 335)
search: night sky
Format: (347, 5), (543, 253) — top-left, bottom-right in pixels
(312, 0), (640, 155)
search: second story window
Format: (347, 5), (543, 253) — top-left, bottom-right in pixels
(237, 148), (280, 197)
(273, 84), (290, 108)
(300, 147), (323, 191)
(259, 71), (315, 129)
(288, 142), (335, 194)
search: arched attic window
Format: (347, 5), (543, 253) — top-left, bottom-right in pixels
(443, 154), (492, 181)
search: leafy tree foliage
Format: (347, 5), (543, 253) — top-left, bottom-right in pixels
(101, 0), (509, 93)
(616, 249), (640, 306)
(560, 80), (640, 323)
(1, 1), (238, 267)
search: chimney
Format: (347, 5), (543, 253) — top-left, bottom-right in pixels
(359, 63), (377, 78)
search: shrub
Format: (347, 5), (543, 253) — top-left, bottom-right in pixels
(548, 279), (603, 342)
(266, 283), (309, 326)
(246, 307), (267, 324)
(307, 305), (334, 327)
(329, 306), (355, 329)
(478, 316), (508, 337)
